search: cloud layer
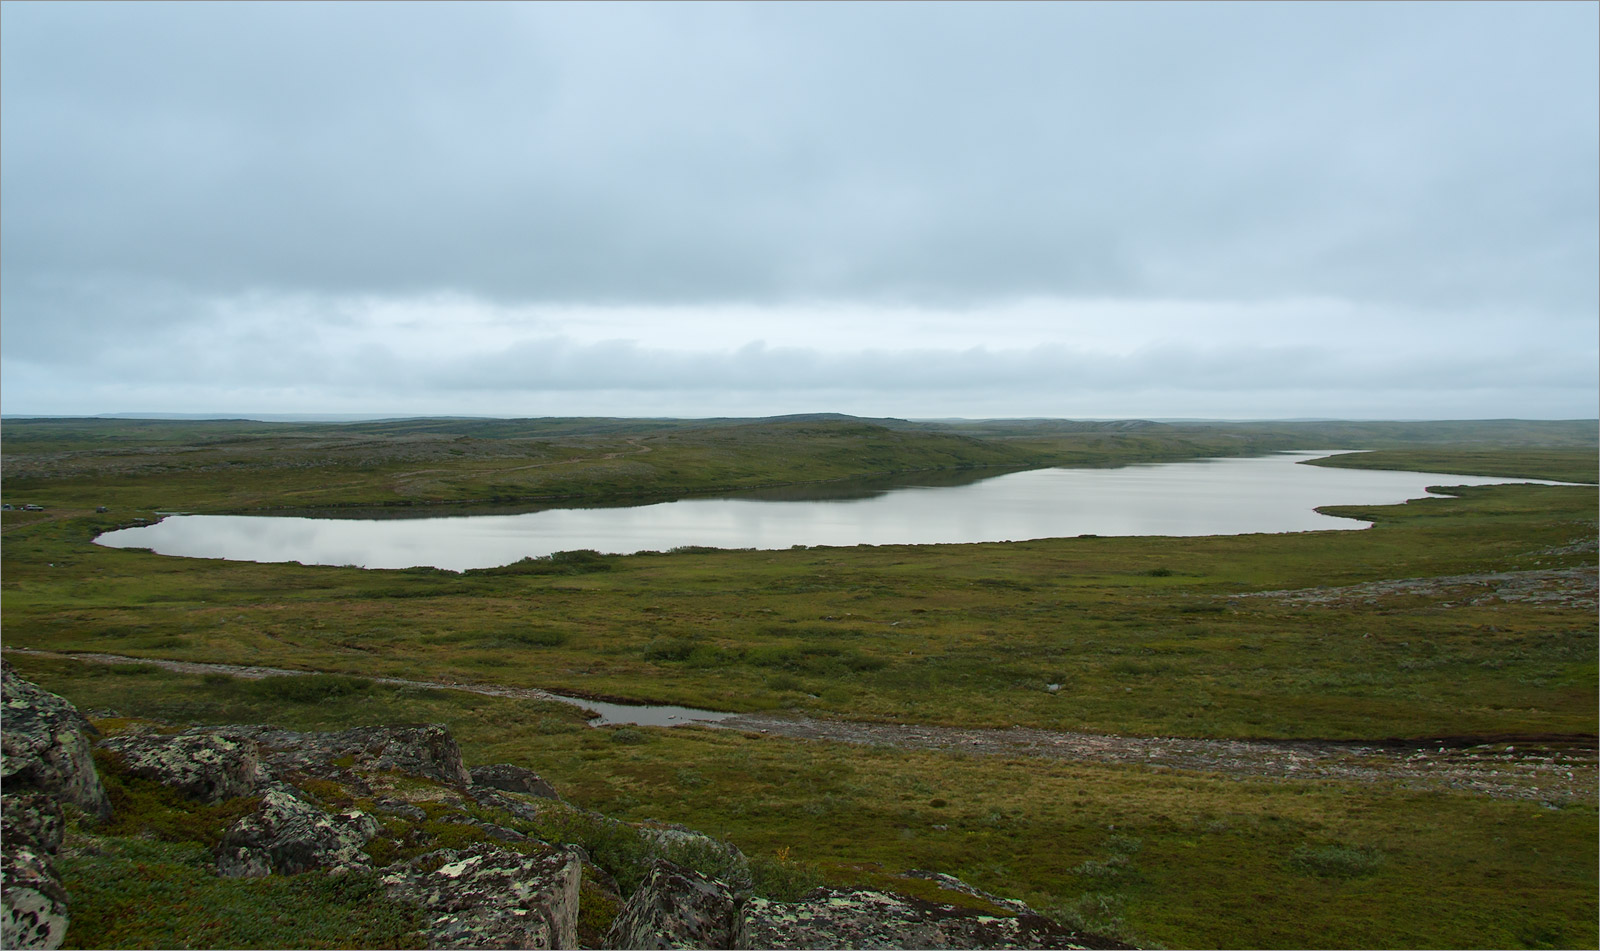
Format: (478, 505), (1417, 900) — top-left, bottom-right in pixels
(2, 2), (1595, 418)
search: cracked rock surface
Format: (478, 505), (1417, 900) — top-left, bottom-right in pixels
(382, 844), (580, 950)
(97, 730), (262, 803)
(216, 787), (381, 877)
(1, 662), (110, 819)
(604, 859), (744, 950)
(741, 889), (1123, 950)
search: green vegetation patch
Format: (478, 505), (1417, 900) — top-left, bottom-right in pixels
(1308, 448), (1598, 485)
(58, 837), (424, 950)
(92, 749), (261, 847)
(1288, 843), (1387, 879)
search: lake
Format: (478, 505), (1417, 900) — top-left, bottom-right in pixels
(93, 451), (1570, 571)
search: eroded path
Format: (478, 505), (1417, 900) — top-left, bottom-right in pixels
(713, 711), (1595, 805)
(8, 648), (1593, 805)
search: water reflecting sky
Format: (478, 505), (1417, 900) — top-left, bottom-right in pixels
(96, 452), (1570, 571)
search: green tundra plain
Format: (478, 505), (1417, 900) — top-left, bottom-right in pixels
(2, 415), (1596, 949)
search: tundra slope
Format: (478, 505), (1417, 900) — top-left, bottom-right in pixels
(9, 647), (1593, 806)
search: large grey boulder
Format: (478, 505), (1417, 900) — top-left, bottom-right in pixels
(2, 793), (65, 856)
(1, 791), (70, 950)
(469, 763), (561, 800)
(381, 843), (581, 950)
(640, 827), (749, 888)
(604, 859), (744, 950)
(215, 724), (472, 788)
(466, 786), (554, 825)
(216, 788), (380, 878)
(739, 888), (1115, 950)
(1, 663), (110, 819)
(96, 730), (262, 803)
(0, 670), (101, 949)
(0, 836), (69, 950)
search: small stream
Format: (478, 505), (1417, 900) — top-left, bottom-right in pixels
(1, 648), (736, 727)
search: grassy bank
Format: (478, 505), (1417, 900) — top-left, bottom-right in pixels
(1307, 448), (1598, 486)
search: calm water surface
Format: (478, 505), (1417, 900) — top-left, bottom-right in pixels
(95, 452), (1569, 571)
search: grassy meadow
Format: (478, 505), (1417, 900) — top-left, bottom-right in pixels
(2, 415), (1595, 949)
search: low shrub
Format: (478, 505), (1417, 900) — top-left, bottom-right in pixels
(57, 838), (423, 949)
(748, 851), (823, 902)
(496, 628), (570, 648)
(1289, 844), (1387, 879)
(577, 877), (621, 946)
(92, 750), (261, 847)
(246, 674), (374, 703)
(468, 550), (615, 576)
(641, 638), (697, 662)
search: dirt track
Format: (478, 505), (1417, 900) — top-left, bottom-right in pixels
(713, 711), (1595, 804)
(8, 647), (1593, 805)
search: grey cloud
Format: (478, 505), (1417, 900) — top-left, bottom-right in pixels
(28, 317), (1581, 400)
(3, 2), (1595, 316)
(417, 338), (1596, 396)
(6, 295), (1593, 420)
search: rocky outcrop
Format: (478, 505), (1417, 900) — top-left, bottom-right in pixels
(216, 788), (380, 878)
(467, 785), (555, 824)
(1, 662), (110, 819)
(471, 763), (562, 800)
(0, 667), (1128, 950)
(216, 723), (473, 788)
(1, 664), (107, 950)
(1, 833), (70, 950)
(96, 730), (262, 803)
(740, 889), (1114, 950)
(2, 793), (65, 856)
(381, 844), (581, 949)
(1, 793), (70, 950)
(600, 860), (1117, 950)
(604, 860), (744, 950)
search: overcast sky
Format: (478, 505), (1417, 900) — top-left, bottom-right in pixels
(2, 1), (1595, 420)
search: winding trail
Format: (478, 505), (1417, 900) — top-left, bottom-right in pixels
(8, 647), (1593, 805)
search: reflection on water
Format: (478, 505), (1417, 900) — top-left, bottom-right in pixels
(561, 695), (740, 728)
(95, 452), (1571, 572)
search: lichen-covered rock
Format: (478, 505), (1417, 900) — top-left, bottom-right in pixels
(381, 843), (580, 949)
(640, 827), (749, 883)
(216, 788), (379, 877)
(0, 663), (110, 819)
(214, 724), (472, 787)
(466, 786), (557, 825)
(470, 763), (561, 800)
(604, 859), (743, 950)
(902, 870), (1032, 915)
(738, 888), (1116, 950)
(2, 793), (65, 855)
(96, 730), (262, 803)
(373, 798), (429, 821)
(1, 836), (69, 950)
